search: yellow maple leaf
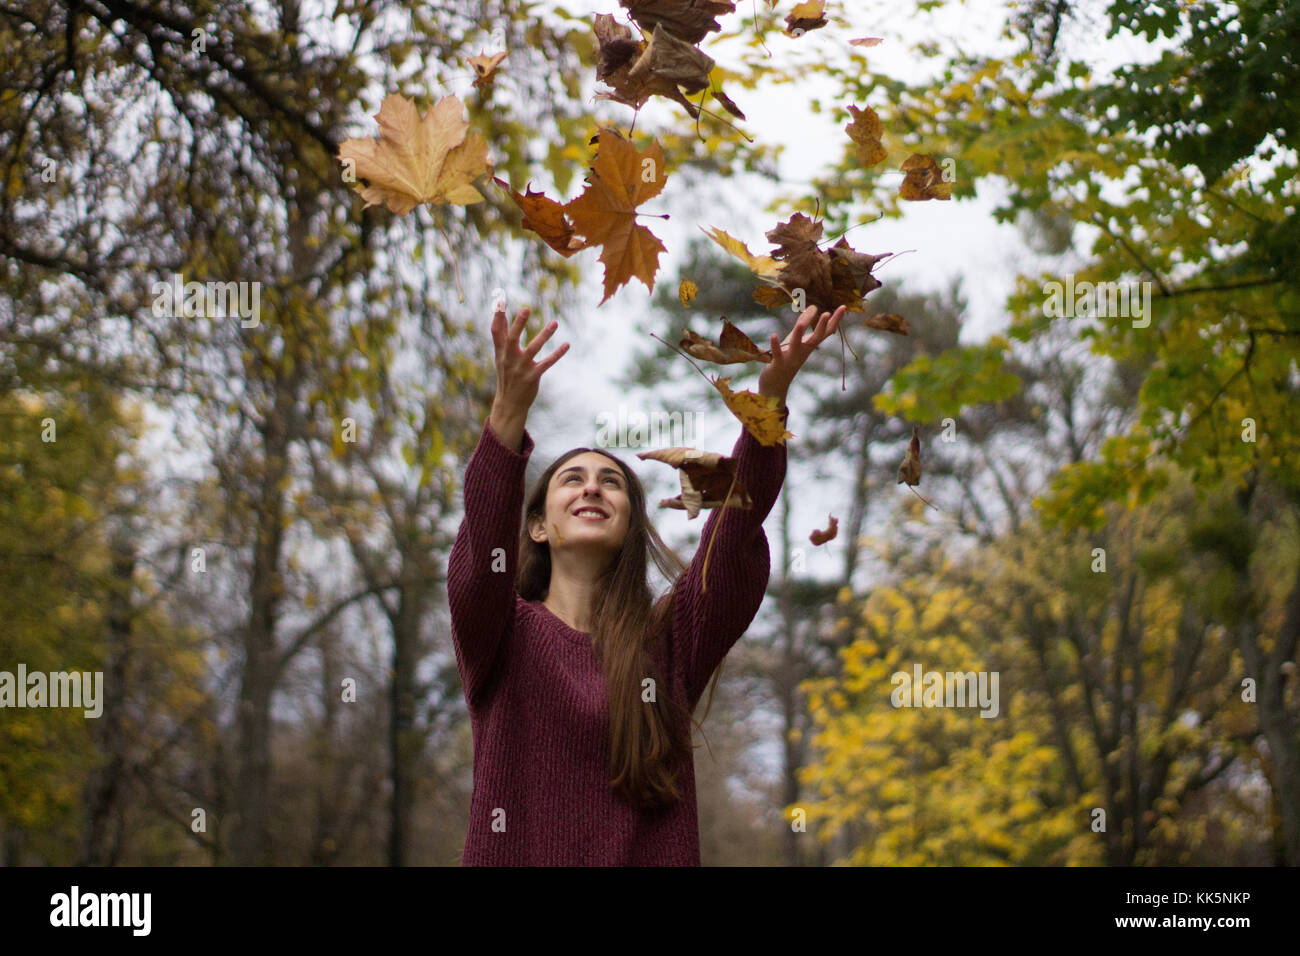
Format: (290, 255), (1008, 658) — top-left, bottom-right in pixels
(712, 376), (793, 446)
(679, 279), (699, 305)
(700, 225), (784, 280)
(337, 93), (492, 215)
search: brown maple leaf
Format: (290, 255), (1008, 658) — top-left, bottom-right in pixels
(809, 513), (838, 545)
(712, 376), (792, 445)
(711, 214), (889, 315)
(467, 50), (508, 88)
(622, 0), (737, 44)
(897, 425), (922, 485)
(864, 313), (910, 335)
(681, 319), (774, 365)
(337, 93), (491, 215)
(899, 153), (952, 201)
(784, 0), (828, 35)
(565, 128), (669, 303)
(636, 447), (753, 519)
(594, 16), (710, 119)
(845, 104), (886, 168)
(493, 178), (588, 257)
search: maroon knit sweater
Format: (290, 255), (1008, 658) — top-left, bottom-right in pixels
(447, 408), (788, 866)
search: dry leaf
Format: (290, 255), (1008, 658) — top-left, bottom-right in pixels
(701, 225), (784, 280)
(849, 36), (883, 47)
(899, 153), (952, 201)
(809, 513), (838, 545)
(621, 0), (737, 44)
(467, 50), (508, 88)
(565, 128), (668, 303)
(337, 93), (492, 215)
(680, 319), (774, 365)
(897, 425), (922, 485)
(493, 178), (588, 257)
(784, 0), (828, 35)
(636, 446), (753, 519)
(864, 313), (910, 335)
(711, 88), (746, 120)
(679, 279), (699, 305)
(712, 376), (793, 445)
(594, 16), (712, 118)
(845, 104), (886, 168)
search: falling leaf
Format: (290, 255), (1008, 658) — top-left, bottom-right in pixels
(493, 178), (588, 257)
(467, 50), (508, 87)
(701, 225), (784, 280)
(849, 36), (883, 47)
(636, 447), (753, 519)
(594, 16), (711, 118)
(897, 425), (922, 485)
(337, 93), (492, 215)
(679, 279), (699, 305)
(565, 128), (668, 303)
(681, 319), (773, 364)
(712, 214), (890, 315)
(621, 0), (737, 44)
(845, 104), (886, 168)
(864, 313), (910, 335)
(809, 513), (838, 545)
(899, 153), (952, 201)
(784, 0), (828, 35)
(712, 376), (793, 445)
(711, 89), (746, 120)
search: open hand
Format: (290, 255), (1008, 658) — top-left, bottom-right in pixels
(490, 306), (569, 417)
(757, 304), (846, 403)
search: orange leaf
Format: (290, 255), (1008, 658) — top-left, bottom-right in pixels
(467, 50), (508, 87)
(864, 313), (910, 335)
(564, 128), (668, 303)
(845, 104), (886, 168)
(810, 513), (838, 545)
(680, 319), (774, 365)
(493, 177), (587, 257)
(899, 153), (952, 201)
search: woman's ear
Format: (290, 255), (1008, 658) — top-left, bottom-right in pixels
(527, 515), (546, 543)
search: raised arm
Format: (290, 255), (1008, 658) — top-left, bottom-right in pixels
(670, 304), (845, 708)
(447, 305), (568, 710)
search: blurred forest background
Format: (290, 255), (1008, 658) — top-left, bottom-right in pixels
(1, 0), (1297, 865)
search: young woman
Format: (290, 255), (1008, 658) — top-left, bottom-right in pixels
(448, 301), (845, 865)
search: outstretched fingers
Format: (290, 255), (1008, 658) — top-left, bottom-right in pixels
(520, 319), (558, 360)
(533, 340), (570, 375)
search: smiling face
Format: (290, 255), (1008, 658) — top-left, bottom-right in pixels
(529, 451), (631, 554)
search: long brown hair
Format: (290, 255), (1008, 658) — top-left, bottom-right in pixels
(518, 445), (723, 809)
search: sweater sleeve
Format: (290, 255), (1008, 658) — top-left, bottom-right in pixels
(670, 406), (789, 710)
(447, 416), (535, 711)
